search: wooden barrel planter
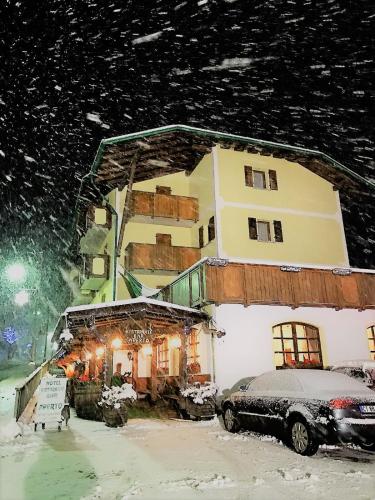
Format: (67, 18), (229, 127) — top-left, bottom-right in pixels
(180, 396), (216, 420)
(74, 382), (103, 421)
(102, 404), (128, 427)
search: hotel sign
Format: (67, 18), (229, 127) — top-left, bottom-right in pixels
(124, 328), (153, 344)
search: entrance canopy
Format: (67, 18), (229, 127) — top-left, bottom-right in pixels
(52, 297), (209, 342)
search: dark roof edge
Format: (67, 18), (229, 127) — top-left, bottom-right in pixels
(95, 124), (374, 190)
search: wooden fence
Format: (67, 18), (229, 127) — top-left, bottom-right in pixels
(14, 360), (50, 421)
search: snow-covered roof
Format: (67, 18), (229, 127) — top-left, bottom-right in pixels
(65, 296), (203, 315)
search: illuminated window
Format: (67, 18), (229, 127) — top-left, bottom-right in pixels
(92, 257), (105, 275)
(94, 208), (107, 225)
(273, 323), (322, 368)
(367, 326), (375, 360)
(157, 338), (169, 374)
(188, 330), (200, 364)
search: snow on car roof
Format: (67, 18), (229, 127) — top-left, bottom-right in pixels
(282, 369), (371, 391)
(332, 360), (375, 369)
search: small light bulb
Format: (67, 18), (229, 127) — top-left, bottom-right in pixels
(111, 338), (122, 349)
(96, 347), (105, 357)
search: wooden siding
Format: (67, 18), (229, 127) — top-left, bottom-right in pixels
(131, 190), (199, 222)
(205, 263), (375, 310)
(126, 243), (201, 273)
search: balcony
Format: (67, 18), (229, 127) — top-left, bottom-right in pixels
(80, 254), (110, 291)
(80, 205), (112, 255)
(125, 242), (201, 274)
(130, 190), (199, 227)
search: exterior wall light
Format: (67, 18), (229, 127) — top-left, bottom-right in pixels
(170, 337), (181, 348)
(143, 345), (152, 355)
(111, 337), (122, 349)
(96, 346), (105, 357)
(85, 352), (92, 360)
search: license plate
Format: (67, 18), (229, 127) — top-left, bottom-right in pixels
(359, 405), (375, 414)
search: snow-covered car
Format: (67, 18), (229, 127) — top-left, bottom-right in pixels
(330, 360), (375, 390)
(221, 369), (375, 456)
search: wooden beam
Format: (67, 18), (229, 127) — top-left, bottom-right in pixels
(151, 341), (158, 401)
(179, 330), (188, 388)
(116, 152), (139, 256)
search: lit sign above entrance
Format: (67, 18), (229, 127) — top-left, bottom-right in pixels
(124, 328), (153, 344)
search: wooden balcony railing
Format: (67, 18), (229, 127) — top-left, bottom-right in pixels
(157, 260), (375, 310)
(126, 243), (201, 273)
(131, 190), (199, 224)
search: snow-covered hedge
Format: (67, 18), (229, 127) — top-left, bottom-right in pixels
(181, 382), (218, 405)
(60, 329), (73, 342)
(98, 384), (137, 409)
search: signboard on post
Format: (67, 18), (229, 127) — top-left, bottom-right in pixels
(35, 377), (67, 423)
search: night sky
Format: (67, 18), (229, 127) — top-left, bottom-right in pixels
(1, 0), (374, 319)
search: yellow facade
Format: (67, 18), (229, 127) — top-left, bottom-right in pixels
(83, 144), (349, 304)
(215, 147), (348, 266)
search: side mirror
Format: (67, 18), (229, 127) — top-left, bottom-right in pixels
(239, 385), (247, 392)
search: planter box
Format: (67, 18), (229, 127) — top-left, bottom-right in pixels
(74, 382), (103, 421)
(102, 405), (128, 427)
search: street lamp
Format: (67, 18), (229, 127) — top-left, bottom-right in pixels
(14, 290), (30, 306)
(6, 263), (26, 283)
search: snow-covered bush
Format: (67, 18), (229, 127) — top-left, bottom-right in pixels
(60, 329), (73, 342)
(98, 384), (137, 410)
(181, 382), (218, 405)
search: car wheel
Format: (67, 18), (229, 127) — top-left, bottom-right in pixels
(359, 441), (375, 452)
(223, 406), (239, 433)
(289, 418), (319, 456)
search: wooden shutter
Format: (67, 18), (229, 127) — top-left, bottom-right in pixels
(156, 186), (171, 195)
(198, 226), (204, 248)
(269, 170), (278, 190)
(156, 233), (172, 246)
(273, 220), (283, 242)
(244, 166), (253, 187)
(208, 216), (215, 242)
(248, 218), (258, 240)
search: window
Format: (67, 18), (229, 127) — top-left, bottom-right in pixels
(157, 338), (169, 374)
(208, 216), (215, 242)
(188, 329), (200, 364)
(156, 233), (171, 246)
(367, 326), (375, 360)
(248, 218), (283, 243)
(156, 186), (171, 195)
(187, 329), (201, 374)
(257, 221), (271, 242)
(244, 166), (278, 190)
(273, 323), (323, 368)
(198, 226), (204, 248)
(253, 170), (266, 189)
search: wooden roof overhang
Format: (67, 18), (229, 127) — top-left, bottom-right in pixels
(53, 298), (209, 342)
(74, 124), (375, 233)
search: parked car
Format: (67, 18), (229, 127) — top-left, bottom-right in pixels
(221, 369), (375, 456)
(330, 360), (375, 390)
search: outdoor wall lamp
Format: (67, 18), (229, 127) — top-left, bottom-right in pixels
(111, 337), (122, 349)
(142, 345), (152, 356)
(170, 337), (181, 348)
(96, 346), (105, 357)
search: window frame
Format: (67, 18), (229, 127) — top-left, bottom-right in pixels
(252, 170), (267, 189)
(256, 220), (271, 242)
(157, 338), (169, 374)
(273, 322), (323, 369)
(367, 325), (375, 360)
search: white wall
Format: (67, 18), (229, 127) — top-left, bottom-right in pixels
(213, 304), (375, 394)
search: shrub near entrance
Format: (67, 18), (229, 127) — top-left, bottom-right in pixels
(98, 384), (137, 427)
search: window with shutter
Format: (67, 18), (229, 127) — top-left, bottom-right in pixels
(257, 221), (271, 242)
(244, 166), (253, 187)
(273, 220), (283, 242)
(248, 217), (258, 240)
(269, 170), (278, 190)
(253, 170), (266, 189)
(198, 226), (204, 248)
(208, 216), (215, 242)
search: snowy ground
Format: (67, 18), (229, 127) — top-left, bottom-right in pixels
(1, 376), (375, 500)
